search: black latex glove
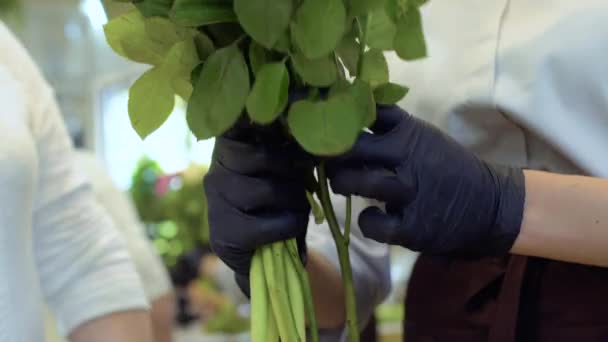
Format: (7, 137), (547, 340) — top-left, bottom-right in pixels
(204, 120), (311, 295)
(328, 106), (526, 257)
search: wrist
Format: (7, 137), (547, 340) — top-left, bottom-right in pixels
(489, 164), (526, 255)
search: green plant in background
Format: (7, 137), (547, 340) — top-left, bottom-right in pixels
(130, 158), (210, 267)
(168, 164), (210, 244)
(130, 157), (167, 222)
(104, 0), (427, 340)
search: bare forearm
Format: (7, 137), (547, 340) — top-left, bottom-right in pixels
(150, 293), (175, 342)
(306, 251), (346, 329)
(69, 310), (155, 342)
(511, 170), (608, 266)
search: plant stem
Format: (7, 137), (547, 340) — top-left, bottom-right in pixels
(355, 16), (370, 77)
(317, 163), (359, 342)
(286, 239), (319, 342)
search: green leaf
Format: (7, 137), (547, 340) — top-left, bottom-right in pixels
(360, 49), (389, 87)
(366, 7), (397, 51)
(331, 80), (376, 127)
(172, 78), (193, 100)
(104, 10), (165, 65)
(246, 62), (289, 124)
(348, 0), (384, 17)
(335, 28), (360, 76)
(291, 53), (337, 87)
(186, 45), (250, 140)
(384, 0), (408, 23)
(288, 93), (366, 155)
(374, 83), (409, 104)
(190, 63), (204, 84)
(205, 23), (246, 47)
(394, 6), (427, 60)
(170, 0), (237, 27)
(144, 17), (180, 46)
(248, 42), (268, 76)
(128, 67), (176, 139)
(135, 0), (173, 17)
(162, 40), (199, 100)
(350, 80), (377, 127)
(234, 0), (293, 49)
(194, 32), (215, 60)
(273, 30), (291, 53)
(412, 0), (429, 7)
(292, 0), (346, 59)
(328, 78), (351, 97)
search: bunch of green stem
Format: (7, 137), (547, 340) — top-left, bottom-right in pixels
(250, 239), (318, 342)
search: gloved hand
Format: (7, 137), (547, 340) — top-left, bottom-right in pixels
(204, 120), (311, 294)
(328, 106), (526, 257)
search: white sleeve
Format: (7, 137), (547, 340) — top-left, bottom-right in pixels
(306, 193), (392, 336)
(76, 152), (173, 301)
(31, 90), (148, 335)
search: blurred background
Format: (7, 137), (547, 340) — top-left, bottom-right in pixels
(0, 1), (418, 340)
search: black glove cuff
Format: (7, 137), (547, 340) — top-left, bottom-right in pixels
(490, 165), (526, 255)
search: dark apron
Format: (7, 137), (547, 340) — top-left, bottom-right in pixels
(404, 255), (608, 342)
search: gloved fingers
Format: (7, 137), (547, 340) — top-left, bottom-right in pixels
(329, 167), (415, 206)
(329, 107), (407, 167)
(327, 131), (398, 168)
(234, 272), (251, 298)
(358, 206), (403, 245)
(208, 195), (308, 249)
(205, 164), (309, 212)
(369, 105), (406, 135)
(213, 137), (308, 179)
(296, 235), (308, 265)
(251, 210), (309, 247)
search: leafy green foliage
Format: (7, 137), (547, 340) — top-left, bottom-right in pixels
(104, 10), (165, 65)
(135, 0), (173, 17)
(187, 45), (250, 140)
(360, 49), (389, 87)
(348, 0), (385, 17)
(366, 7), (397, 50)
(350, 80), (377, 127)
(246, 62), (290, 124)
(288, 90), (368, 156)
(292, 0), (346, 59)
(374, 83), (409, 104)
(170, 0), (237, 27)
(105, 0), (429, 154)
(164, 40), (199, 99)
(248, 42), (268, 75)
(193, 32), (215, 60)
(394, 6), (427, 60)
(234, 0), (293, 49)
(291, 53), (337, 87)
(331, 80), (377, 127)
(274, 31), (291, 53)
(128, 67), (175, 139)
(336, 27), (360, 76)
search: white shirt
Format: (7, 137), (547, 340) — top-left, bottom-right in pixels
(389, 0), (608, 176)
(382, 0), (608, 297)
(0, 22), (147, 341)
(74, 150), (172, 300)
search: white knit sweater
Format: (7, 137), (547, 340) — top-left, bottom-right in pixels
(0, 23), (147, 341)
